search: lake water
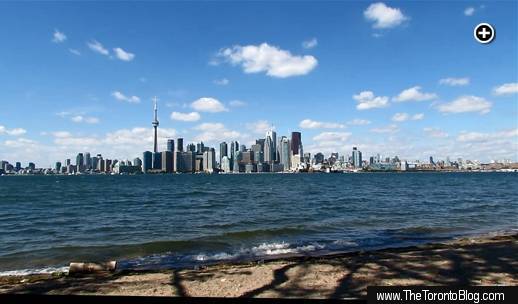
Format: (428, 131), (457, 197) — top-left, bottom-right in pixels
(1, 172), (517, 274)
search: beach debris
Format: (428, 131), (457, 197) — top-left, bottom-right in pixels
(68, 261), (117, 274)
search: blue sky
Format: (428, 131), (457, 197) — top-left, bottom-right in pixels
(0, 1), (517, 167)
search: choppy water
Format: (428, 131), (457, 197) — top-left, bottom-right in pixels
(1, 172), (517, 275)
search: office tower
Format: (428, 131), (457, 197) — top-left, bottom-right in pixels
(251, 144), (263, 163)
(429, 156), (435, 165)
(152, 97), (159, 153)
(187, 143), (196, 152)
(176, 138), (184, 152)
(203, 148), (216, 173)
(256, 139), (265, 151)
(181, 151), (195, 173)
(76, 153), (84, 172)
(65, 159), (71, 166)
(233, 151), (242, 173)
(97, 155), (104, 171)
(196, 142), (205, 154)
(265, 129), (276, 162)
(291, 132), (301, 156)
(92, 156), (98, 171)
(161, 151), (173, 173)
(15, 162), (21, 171)
(142, 151), (152, 173)
(1, 160), (8, 171)
(133, 157), (142, 170)
(241, 150), (254, 164)
(279, 136), (290, 171)
(195, 154), (204, 172)
(239, 144), (246, 152)
(85, 152), (91, 170)
(369, 156), (375, 165)
(152, 152), (161, 170)
(303, 153), (311, 164)
(230, 141), (239, 170)
(104, 159), (112, 172)
(314, 153), (324, 164)
(55, 162), (62, 172)
(167, 139), (175, 152)
(221, 156), (231, 173)
(219, 141), (228, 168)
(352, 147), (362, 168)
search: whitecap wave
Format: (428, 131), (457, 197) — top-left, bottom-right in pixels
(0, 266), (68, 277)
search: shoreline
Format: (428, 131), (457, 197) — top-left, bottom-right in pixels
(1, 232), (516, 298)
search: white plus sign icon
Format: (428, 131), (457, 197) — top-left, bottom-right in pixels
(474, 23), (495, 44)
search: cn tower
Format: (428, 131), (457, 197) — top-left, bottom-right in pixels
(152, 96), (159, 153)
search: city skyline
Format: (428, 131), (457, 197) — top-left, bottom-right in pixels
(0, 1), (517, 167)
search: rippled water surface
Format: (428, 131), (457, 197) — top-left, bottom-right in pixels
(1, 173), (517, 273)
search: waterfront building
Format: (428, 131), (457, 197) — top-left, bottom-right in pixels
(220, 156), (231, 173)
(133, 157), (142, 169)
(195, 154), (204, 172)
(76, 153), (84, 172)
(181, 151), (195, 173)
(314, 153), (324, 164)
(241, 150), (254, 164)
(203, 148), (216, 173)
(265, 129), (276, 163)
(279, 136), (290, 171)
(142, 151), (152, 173)
(245, 163), (256, 173)
(55, 162), (61, 172)
(303, 153), (311, 164)
(174, 151), (182, 172)
(352, 147), (362, 168)
(15, 162), (21, 171)
(197, 142), (205, 154)
(176, 138), (184, 152)
(230, 141), (239, 170)
(161, 151), (173, 173)
(85, 152), (91, 170)
(291, 132), (301, 157)
(187, 143), (196, 152)
(167, 139), (175, 152)
(152, 152), (162, 170)
(219, 141), (228, 168)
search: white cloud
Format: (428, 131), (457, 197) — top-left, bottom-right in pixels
(493, 82), (518, 96)
(437, 95), (492, 114)
(353, 91), (389, 110)
(191, 97), (228, 113)
(371, 124), (399, 133)
(213, 78), (229, 85)
(392, 113), (409, 122)
(393, 86), (437, 102)
(299, 119), (345, 129)
(113, 47), (135, 61)
(70, 115), (100, 124)
(218, 43), (318, 78)
(313, 132), (351, 142)
(302, 38), (318, 49)
(364, 2), (408, 29)
(0, 125), (27, 136)
(229, 100), (246, 107)
(52, 131), (72, 138)
(171, 111), (201, 122)
(111, 91), (141, 104)
(423, 127), (448, 138)
(4, 138), (36, 148)
(439, 77), (470, 86)
(52, 29), (67, 43)
(69, 48), (81, 56)
(193, 123), (241, 143)
(412, 113), (424, 120)
(464, 7), (475, 16)
(87, 40), (109, 56)
(246, 120), (273, 135)
(347, 119), (371, 126)
(457, 129), (518, 143)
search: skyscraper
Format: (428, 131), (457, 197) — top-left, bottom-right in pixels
(85, 152), (91, 170)
(291, 132), (301, 156)
(152, 152), (162, 170)
(152, 97), (159, 153)
(142, 151), (152, 173)
(219, 141), (228, 168)
(161, 151), (173, 173)
(76, 153), (84, 172)
(167, 139), (175, 152)
(352, 147), (362, 168)
(203, 148), (216, 173)
(266, 128), (276, 162)
(279, 136), (291, 171)
(176, 138), (184, 152)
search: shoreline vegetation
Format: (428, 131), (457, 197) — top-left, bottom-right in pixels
(1, 233), (516, 298)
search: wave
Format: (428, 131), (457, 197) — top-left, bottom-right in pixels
(0, 266), (69, 277)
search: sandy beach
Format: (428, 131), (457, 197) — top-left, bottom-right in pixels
(0, 233), (516, 298)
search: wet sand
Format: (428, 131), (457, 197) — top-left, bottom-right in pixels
(0, 233), (516, 298)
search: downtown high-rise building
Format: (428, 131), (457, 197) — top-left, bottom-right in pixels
(167, 139), (175, 152)
(219, 141), (228, 168)
(265, 129), (277, 163)
(352, 147), (362, 168)
(291, 132), (301, 156)
(279, 136), (291, 171)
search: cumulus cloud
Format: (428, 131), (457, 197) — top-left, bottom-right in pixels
(423, 127), (448, 138)
(392, 112), (424, 122)
(439, 77), (470, 86)
(302, 38), (318, 49)
(0, 125), (27, 136)
(371, 124), (399, 133)
(437, 95), (492, 114)
(218, 43), (318, 78)
(193, 123), (241, 143)
(52, 29), (67, 43)
(112, 91), (141, 104)
(464, 7), (475, 16)
(493, 82), (518, 96)
(299, 119), (345, 129)
(71, 115), (100, 124)
(170, 111), (201, 122)
(457, 129), (518, 143)
(353, 91), (389, 110)
(213, 78), (229, 85)
(113, 47), (135, 61)
(364, 2), (408, 29)
(347, 119), (371, 126)
(393, 86), (437, 102)
(191, 97), (228, 112)
(313, 132), (351, 142)
(87, 40), (109, 56)
(245, 120), (273, 135)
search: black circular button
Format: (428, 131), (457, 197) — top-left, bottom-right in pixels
(474, 23), (495, 44)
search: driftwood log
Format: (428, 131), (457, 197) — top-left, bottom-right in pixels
(69, 261), (117, 274)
